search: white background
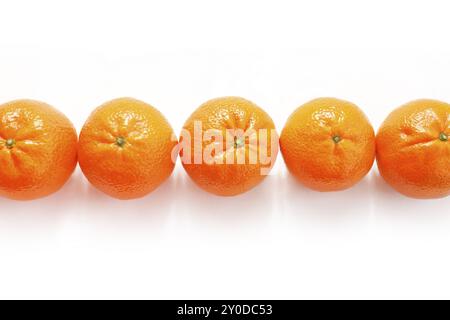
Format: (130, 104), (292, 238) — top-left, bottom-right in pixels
(0, 0), (449, 300)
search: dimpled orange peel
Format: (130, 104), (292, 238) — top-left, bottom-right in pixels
(376, 99), (450, 199)
(280, 97), (375, 191)
(0, 99), (78, 200)
(180, 97), (278, 196)
(78, 98), (177, 200)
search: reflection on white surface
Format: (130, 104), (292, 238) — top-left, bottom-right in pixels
(1, 163), (448, 239)
(0, 161), (449, 299)
(0, 30), (449, 297)
(0, 166), (447, 225)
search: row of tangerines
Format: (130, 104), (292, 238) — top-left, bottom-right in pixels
(0, 97), (448, 201)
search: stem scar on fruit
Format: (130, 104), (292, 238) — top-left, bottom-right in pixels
(115, 136), (126, 147)
(332, 135), (342, 144)
(234, 136), (245, 148)
(5, 138), (15, 149)
(439, 132), (448, 142)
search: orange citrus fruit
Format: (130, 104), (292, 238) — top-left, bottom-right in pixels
(78, 98), (177, 200)
(0, 100), (78, 200)
(280, 97), (375, 191)
(376, 99), (450, 199)
(181, 97), (278, 196)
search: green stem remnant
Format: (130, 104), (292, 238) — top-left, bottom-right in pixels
(116, 136), (126, 147)
(234, 137), (245, 149)
(439, 132), (448, 142)
(5, 138), (15, 149)
(332, 135), (342, 144)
